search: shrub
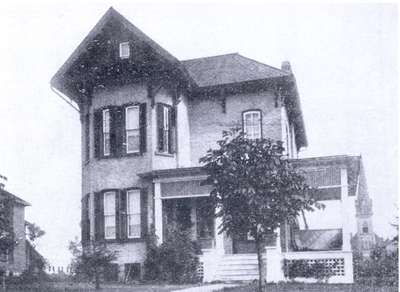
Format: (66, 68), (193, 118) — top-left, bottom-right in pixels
(68, 239), (118, 289)
(354, 244), (398, 286)
(283, 259), (336, 282)
(144, 225), (202, 284)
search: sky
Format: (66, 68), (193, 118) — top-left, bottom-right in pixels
(0, 1), (397, 268)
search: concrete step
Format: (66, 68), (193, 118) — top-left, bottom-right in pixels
(217, 270), (259, 276)
(218, 264), (259, 271)
(218, 274), (259, 281)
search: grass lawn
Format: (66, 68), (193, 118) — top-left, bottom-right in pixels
(219, 283), (398, 292)
(4, 281), (198, 292)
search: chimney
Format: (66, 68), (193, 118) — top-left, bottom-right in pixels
(0, 174), (7, 189)
(281, 61), (292, 73)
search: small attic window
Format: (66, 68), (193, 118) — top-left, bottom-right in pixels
(119, 42), (130, 59)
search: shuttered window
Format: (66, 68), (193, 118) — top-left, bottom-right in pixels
(104, 191), (116, 239)
(125, 106), (140, 153)
(157, 103), (176, 154)
(94, 103), (147, 158)
(243, 110), (262, 139)
(127, 190), (141, 238)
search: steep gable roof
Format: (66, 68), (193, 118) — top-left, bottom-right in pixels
(51, 7), (193, 98)
(0, 188), (30, 206)
(181, 53), (289, 88)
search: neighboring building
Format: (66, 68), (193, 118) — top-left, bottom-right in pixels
(0, 186), (30, 275)
(51, 7), (374, 283)
(351, 165), (377, 257)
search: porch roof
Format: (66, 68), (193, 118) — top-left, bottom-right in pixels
(138, 167), (205, 181)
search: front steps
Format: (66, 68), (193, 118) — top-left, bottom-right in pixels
(213, 254), (262, 282)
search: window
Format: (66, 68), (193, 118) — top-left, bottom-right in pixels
(127, 190), (141, 238)
(94, 104), (146, 158)
(124, 263), (141, 281)
(162, 106), (170, 152)
(362, 223), (369, 234)
(104, 191), (116, 239)
(125, 106), (140, 153)
(157, 104), (175, 153)
(243, 110), (261, 139)
(102, 109), (111, 156)
(119, 42), (130, 59)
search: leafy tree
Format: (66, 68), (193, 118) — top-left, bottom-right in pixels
(199, 129), (321, 291)
(69, 239), (118, 290)
(0, 198), (17, 290)
(25, 221), (45, 245)
(354, 244), (398, 286)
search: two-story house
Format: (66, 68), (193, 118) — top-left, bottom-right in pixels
(0, 186), (30, 275)
(51, 7), (373, 283)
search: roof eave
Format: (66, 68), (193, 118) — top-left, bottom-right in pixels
(0, 189), (31, 206)
(51, 7), (196, 102)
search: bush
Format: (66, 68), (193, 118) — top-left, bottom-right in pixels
(144, 225), (202, 284)
(354, 244), (398, 286)
(283, 259), (336, 282)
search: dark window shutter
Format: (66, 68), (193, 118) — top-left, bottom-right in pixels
(169, 106), (177, 154)
(112, 107), (125, 157)
(140, 188), (148, 238)
(139, 103), (147, 153)
(156, 104), (164, 152)
(94, 192), (104, 241)
(81, 194), (90, 244)
(85, 114), (90, 161)
(115, 190), (120, 240)
(93, 110), (103, 158)
(119, 190), (127, 240)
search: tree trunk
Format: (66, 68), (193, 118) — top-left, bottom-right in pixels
(95, 271), (100, 290)
(2, 273), (5, 291)
(255, 237), (264, 292)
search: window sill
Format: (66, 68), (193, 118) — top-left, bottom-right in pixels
(154, 151), (174, 157)
(95, 152), (144, 160)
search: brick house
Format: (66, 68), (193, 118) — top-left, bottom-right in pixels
(51, 7), (373, 283)
(0, 187), (30, 275)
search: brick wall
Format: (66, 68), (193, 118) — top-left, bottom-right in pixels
(82, 82), (179, 272)
(188, 90), (283, 166)
(11, 204), (26, 274)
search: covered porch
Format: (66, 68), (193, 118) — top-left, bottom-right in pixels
(139, 167), (225, 254)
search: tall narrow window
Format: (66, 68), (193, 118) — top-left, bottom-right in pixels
(119, 42), (130, 59)
(125, 106), (140, 153)
(127, 190), (141, 238)
(102, 109), (111, 156)
(243, 110), (261, 139)
(157, 104), (175, 153)
(163, 106), (170, 152)
(104, 191), (116, 239)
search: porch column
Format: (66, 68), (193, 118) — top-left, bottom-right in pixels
(154, 182), (163, 244)
(341, 168), (351, 251)
(214, 206), (224, 254)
